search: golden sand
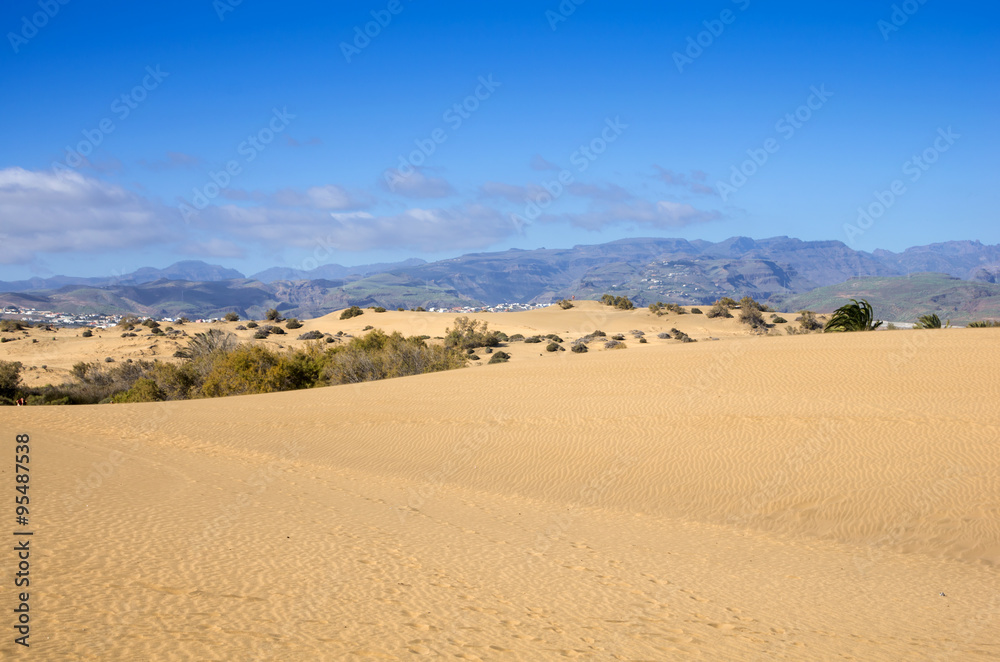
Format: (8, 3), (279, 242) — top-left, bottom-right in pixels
(1, 304), (998, 659)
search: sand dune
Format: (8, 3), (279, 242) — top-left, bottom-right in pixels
(2, 312), (998, 659)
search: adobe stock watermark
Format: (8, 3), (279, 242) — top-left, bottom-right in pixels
(843, 126), (958, 245)
(510, 116), (628, 231)
(878, 0), (929, 41)
(178, 107), (295, 223)
(51, 66), (170, 172)
(7, 0), (70, 54)
(213, 0), (243, 21)
(715, 84), (832, 202)
(673, 0), (751, 73)
(383, 75), (501, 191)
(545, 0), (586, 31)
(340, 0), (412, 63)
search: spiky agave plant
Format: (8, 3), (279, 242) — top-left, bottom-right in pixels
(823, 299), (882, 332)
(913, 313), (942, 329)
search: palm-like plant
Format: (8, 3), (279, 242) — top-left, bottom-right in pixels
(913, 313), (947, 329)
(823, 299), (882, 332)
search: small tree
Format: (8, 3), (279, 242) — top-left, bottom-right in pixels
(224, 312), (240, 322)
(265, 308), (281, 321)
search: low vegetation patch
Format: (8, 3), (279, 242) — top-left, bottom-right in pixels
(599, 294), (635, 310)
(488, 351), (510, 364)
(557, 299), (574, 309)
(444, 316), (503, 350)
(340, 306), (364, 320)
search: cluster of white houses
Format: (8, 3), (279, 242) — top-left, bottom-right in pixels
(1, 302), (554, 327)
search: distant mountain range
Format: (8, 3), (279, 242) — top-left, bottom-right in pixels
(1, 237), (999, 320)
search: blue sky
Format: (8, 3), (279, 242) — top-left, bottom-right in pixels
(1, 0), (997, 279)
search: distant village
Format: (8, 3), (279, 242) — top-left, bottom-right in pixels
(0, 302), (552, 327)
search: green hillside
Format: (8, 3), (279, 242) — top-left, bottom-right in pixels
(773, 273), (1000, 324)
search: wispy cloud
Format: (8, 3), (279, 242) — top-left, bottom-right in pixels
(139, 151), (203, 171)
(530, 154), (560, 171)
(272, 184), (372, 210)
(653, 165), (718, 196)
(542, 200), (722, 231)
(285, 135), (323, 147)
(380, 168), (455, 199)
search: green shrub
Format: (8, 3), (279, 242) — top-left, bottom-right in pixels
(340, 306), (364, 320)
(600, 294), (634, 310)
(323, 330), (466, 383)
(81, 329), (93, 337)
(0, 361), (23, 399)
(524, 336), (542, 344)
(545, 342), (564, 352)
(706, 300), (734, 318)
(571, 343), (588, 353)
(488, 351), (510, 364)
(0, 320), (24, 332)
(110, 378), (165, 404)
(558, 299), (574, 309)
(373, 306), (387, 313)
(639, 338), (647, 343)
(297, 330), (324, 340)
(545, 334), (563, 342)
(690, 307), (703, 314)
(444, 317), (501, 349)
(200, 345), (294, 397)
(469, 354), (480, 361)
(176, 317), (190, 324)
(797, 311), (822, 331)
(246, 321), (258, 329)
(253, 329), (270, 339)
(771, 316), (787, 324)
(611, 334), (625, 341)
(285, 318), (303, 329)
(823, 300), (882, 332)
(414, 307), (426, 312)
(224, 312), (240, 322)
(363, 325), (374, 331)
(141, 319), (160, 329)
(604, 340), (626, 349)
(967, 320), (1000, 328)
(265, 308), (281, 321)
(738, 297), (766, 330)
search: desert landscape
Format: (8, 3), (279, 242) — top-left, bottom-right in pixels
(1, 303), (998, 659)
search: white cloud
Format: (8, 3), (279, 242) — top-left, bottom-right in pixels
(380, 169), (455, 199)
(273, 184), (371, 210)
(0, 167), (178, 265)
(542, 200), (722, 231)
(207, 203), (514, 252)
